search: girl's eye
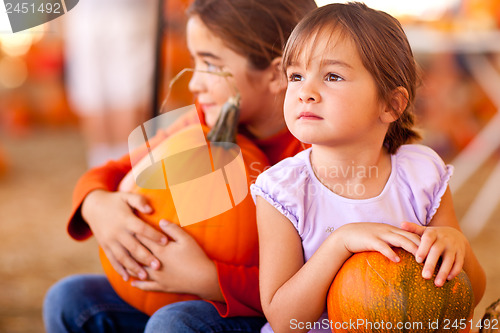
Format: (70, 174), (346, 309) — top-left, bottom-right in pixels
(288, 73), (303, 82)
(206, 62), (222, 73)
(325, 73), (343, 82)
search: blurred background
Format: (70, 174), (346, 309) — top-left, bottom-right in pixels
(0, 0), (499, 332)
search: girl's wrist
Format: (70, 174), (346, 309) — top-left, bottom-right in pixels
(194, 260), (224, 302)
(81, 189), (107, 225)
(326, 229), (353, 262)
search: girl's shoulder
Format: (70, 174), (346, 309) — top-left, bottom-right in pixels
(254, 148), (311, 188)
(394, 144), (452, 183)
(395, 144), (446, 164)
(393, 144), (454, 225)
(250, 149), (312, 225)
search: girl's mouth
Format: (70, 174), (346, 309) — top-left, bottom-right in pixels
(199, 103), (218, 113)
(298, 112), (322, 120)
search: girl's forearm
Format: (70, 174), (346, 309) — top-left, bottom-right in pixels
(264, 235), (351, 333)
(463, 242), (486, 307)
(192, 260), (224, 302)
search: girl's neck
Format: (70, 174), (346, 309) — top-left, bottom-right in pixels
(243, 95), (287, 139)
(245, 116), (287, 140)
(310, 144), (392, 199)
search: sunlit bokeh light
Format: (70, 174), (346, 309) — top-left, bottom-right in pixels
(0, 56), (28, 88)
(0, 25), (46, 57)
(0, 33), (32, 57)
(314, 0), (460, 20)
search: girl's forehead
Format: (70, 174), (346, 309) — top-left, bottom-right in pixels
(291, 28), (356, 67)
(187, 16), (223, 48)
(187, 15), (250, 66)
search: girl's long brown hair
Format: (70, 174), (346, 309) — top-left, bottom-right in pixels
(187, 0), (317, 70)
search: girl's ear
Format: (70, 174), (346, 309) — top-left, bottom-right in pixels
(381, 87), (409, 123)
(267, 57), (287, 94)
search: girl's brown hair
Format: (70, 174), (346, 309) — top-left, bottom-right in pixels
(283, 2), (421, 154)
(186, 0), (317, 70)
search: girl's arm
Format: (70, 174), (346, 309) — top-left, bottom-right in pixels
(402, 187), (486, 306)
(68, 154), (133, 240)
(257, 196), (420, 333)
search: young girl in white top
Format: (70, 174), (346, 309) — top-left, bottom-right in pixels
(250, 3), (486, 332)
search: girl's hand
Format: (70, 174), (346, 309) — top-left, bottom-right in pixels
(333, 222), (421, 263)
(81, 189), (167, 281)
(401, 221), (467, 287)
(131, 220), (224, 302)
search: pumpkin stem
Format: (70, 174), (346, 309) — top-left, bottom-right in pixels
(207, 93), (241, 145)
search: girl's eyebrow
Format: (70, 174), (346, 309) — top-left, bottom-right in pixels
(286, 59), (353, 70)
(197, 52), (222, 60)
(321, 59), (352, 69)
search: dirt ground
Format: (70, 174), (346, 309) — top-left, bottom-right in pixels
(0, 127), (499, 333)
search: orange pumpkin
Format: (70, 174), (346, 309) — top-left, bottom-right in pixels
(327, 248), (473, 333)
(100, 123), (269, 315)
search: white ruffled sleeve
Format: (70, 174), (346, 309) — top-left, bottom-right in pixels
(395, 145), (454, 225)
(250, 151), (311, 232)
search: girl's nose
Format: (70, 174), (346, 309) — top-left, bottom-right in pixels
(299, 81), (320, 103)
(188, 70), (205, 94)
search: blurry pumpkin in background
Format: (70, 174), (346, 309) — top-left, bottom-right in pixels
(460, 0), (500, 30)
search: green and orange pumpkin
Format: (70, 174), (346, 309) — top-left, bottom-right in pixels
(327, 248), (474, 333)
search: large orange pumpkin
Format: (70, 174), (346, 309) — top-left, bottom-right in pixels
(100, 120), (269, 315)
(327, 248), (473, 333)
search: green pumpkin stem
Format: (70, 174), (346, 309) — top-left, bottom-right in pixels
(207, 94), (241, 144)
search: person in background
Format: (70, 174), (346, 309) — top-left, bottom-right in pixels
(64, 0), (156, 167)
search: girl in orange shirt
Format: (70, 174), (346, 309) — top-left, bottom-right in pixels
(43, 0), (316, 332)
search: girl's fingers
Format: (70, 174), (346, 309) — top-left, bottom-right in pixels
(123, 192), (167, 245)
(110, 239), (148, 280)
(131, 280), (161, 292)
(128, 216), (168, 245)
(406, 232), (422, 248)
(104, 247), (129, 281)
(397, 239), (419, 257)
(373, 241), (400, 262)
(400, 221), (426, 236)
(415, 229), (437, 264)
(380, 231), (419, 256)
(124, 192), (153, 214)
(121, 233), (161, 272)
(134, 235), (163, 270)
(135, 233), (156, 249)
(394, 230), (421, 250)
(159, 220), (186, 242)
(421, 242), (444, 280)
(448, 251), (465, 281)
(126, 268), (136, 278)
(434, 252), (455, 287)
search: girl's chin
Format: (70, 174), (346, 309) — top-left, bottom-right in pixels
(205, 114), (219, 128)
(202, 106), (222, 127)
